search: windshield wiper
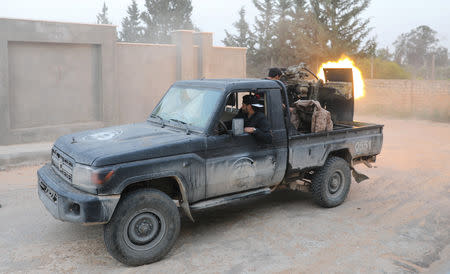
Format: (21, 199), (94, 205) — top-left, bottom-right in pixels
(169, 118), (191, 135)
(150, 114), (165, 128)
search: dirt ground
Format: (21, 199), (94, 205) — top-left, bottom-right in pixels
(0, 115), (449, 273)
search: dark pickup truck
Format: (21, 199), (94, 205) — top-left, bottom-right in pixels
(38, 78), (383, 266)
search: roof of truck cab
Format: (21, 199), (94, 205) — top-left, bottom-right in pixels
(173, 79), (282, 91)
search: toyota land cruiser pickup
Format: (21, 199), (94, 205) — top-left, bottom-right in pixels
(38, 77), (383, 266)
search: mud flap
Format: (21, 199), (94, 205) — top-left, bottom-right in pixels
(351, 167), (369, 183)
(181, 200), (194, 222)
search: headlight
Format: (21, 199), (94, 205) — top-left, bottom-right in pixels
(72, 164), (115, 194)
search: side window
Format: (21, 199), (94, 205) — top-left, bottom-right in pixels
(219, 91), (244, 123)
(220, 92), (239, 123)
(214, 90), (271, 135)
(220, 91), (268, 121)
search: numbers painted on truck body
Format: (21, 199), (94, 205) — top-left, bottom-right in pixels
(354, 140), (371, 155)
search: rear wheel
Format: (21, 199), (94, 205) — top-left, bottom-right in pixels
(311, 156), (351, 208)
(104, 188), (180, 266)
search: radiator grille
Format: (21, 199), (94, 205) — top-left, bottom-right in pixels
(51, 148), (73, 182)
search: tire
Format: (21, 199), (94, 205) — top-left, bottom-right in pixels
(311, 156), (351, 208)
(104, 188), (180, 266)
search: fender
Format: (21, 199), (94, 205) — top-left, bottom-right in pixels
(119, 171), (194, 222)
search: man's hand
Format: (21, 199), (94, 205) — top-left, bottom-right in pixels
(244, 127), (256, 133)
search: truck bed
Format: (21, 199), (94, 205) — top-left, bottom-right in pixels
(288, 121), (383, 171)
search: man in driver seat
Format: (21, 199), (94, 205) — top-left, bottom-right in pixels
(230, 95), (272, 144)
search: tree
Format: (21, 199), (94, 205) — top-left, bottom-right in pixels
(272, 0), (296, 67)
(392, 25), (450, 79)
(120, 0), (144, 42)
(290, 0), (308, 34)
(252, 0), (277, 73)
(225, 0), (376, 76)
(393, 25), (439, 67)
(432, 46), (448, 67)
(141, 0), (194, 44)
(289, 0), (311, 63)
(309, 0), (372, 59)
(355, 57), (410, 79)
(223, 7), (258, 77)
(96, 2), (112, 25)
(288, 1), (335, 70)
(223, 7), (255, 49)
(376, 47), (393, 61)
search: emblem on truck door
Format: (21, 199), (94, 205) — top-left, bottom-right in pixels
(230, 157), (256, 188)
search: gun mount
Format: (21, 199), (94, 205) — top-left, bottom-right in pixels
(278, 63), (355, 122)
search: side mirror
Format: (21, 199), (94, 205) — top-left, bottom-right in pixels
(232, 118), (244, 136)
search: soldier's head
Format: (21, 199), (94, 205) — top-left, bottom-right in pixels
(242, 95), (263, 114)
(268, 67), (282, 80)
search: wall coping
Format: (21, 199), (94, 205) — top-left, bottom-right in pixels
(117, 42), (176, 47)
(0, 17), (117, 27)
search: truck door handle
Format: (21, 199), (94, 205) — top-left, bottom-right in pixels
(183, 161), (190, 167)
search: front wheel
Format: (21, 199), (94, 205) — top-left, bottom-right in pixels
(311, 156), (351, 208)
(104, 189), (180, 266)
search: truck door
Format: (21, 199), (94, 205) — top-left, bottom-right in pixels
(204, 89), (288, 198)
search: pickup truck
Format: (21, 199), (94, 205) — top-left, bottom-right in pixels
(38, 78), (383, 266)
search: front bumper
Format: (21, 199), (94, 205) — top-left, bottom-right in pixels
(37, 164), (120, 224)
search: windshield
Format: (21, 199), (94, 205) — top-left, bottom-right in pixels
(151, 86), (223, 131)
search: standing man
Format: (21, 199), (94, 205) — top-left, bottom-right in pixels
(237, 95), (272, 144)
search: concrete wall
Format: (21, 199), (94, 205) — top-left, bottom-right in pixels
(355, 80), (450, 121)
(0, 19), (246, 145)
(193, 32), (246, 79)
(9, 42), (101, 128)
(208, 47), (247, 79)
(0, 18), (116, 145)
(116, 43), (177, 124)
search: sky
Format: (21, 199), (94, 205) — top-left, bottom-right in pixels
(1, 0), (450, 51)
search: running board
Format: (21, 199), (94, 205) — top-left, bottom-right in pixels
(190, 187), (271, 210)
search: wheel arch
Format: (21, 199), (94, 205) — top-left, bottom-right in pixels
(327, 149), (352, 165)
(119, 173), (194, 222)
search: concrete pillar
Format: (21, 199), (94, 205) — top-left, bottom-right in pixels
(171, 30), (195, 80)
(193, 32), (213, 79)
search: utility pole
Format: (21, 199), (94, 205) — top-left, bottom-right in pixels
(431, 54), (436, 80)
(370, 56), (374, 79)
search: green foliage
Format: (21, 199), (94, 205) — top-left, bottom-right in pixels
(376, 47), (393, 61)
(224, 0), (375, 77)
(252, 0), (277, 76)
(141, 0), (194, 43)
(223, 7), (255, 49)
(222, 7), (258, 76)
(354, 57), (410, 79)
(272, 0), (296, 67)
(394, 25), (439, 67)
(120, 0), (144, 42)
(394, 25), (449, 79)
(436, 66), (450, 80)
(289, 0), (311, 63)
(309, 0), (373, 59)
(433, 47), (449, 67)
(291, 3), (331, 69)
(96, 2), (112, 25)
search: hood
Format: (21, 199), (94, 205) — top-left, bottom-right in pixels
(54, 122), (200, 166)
